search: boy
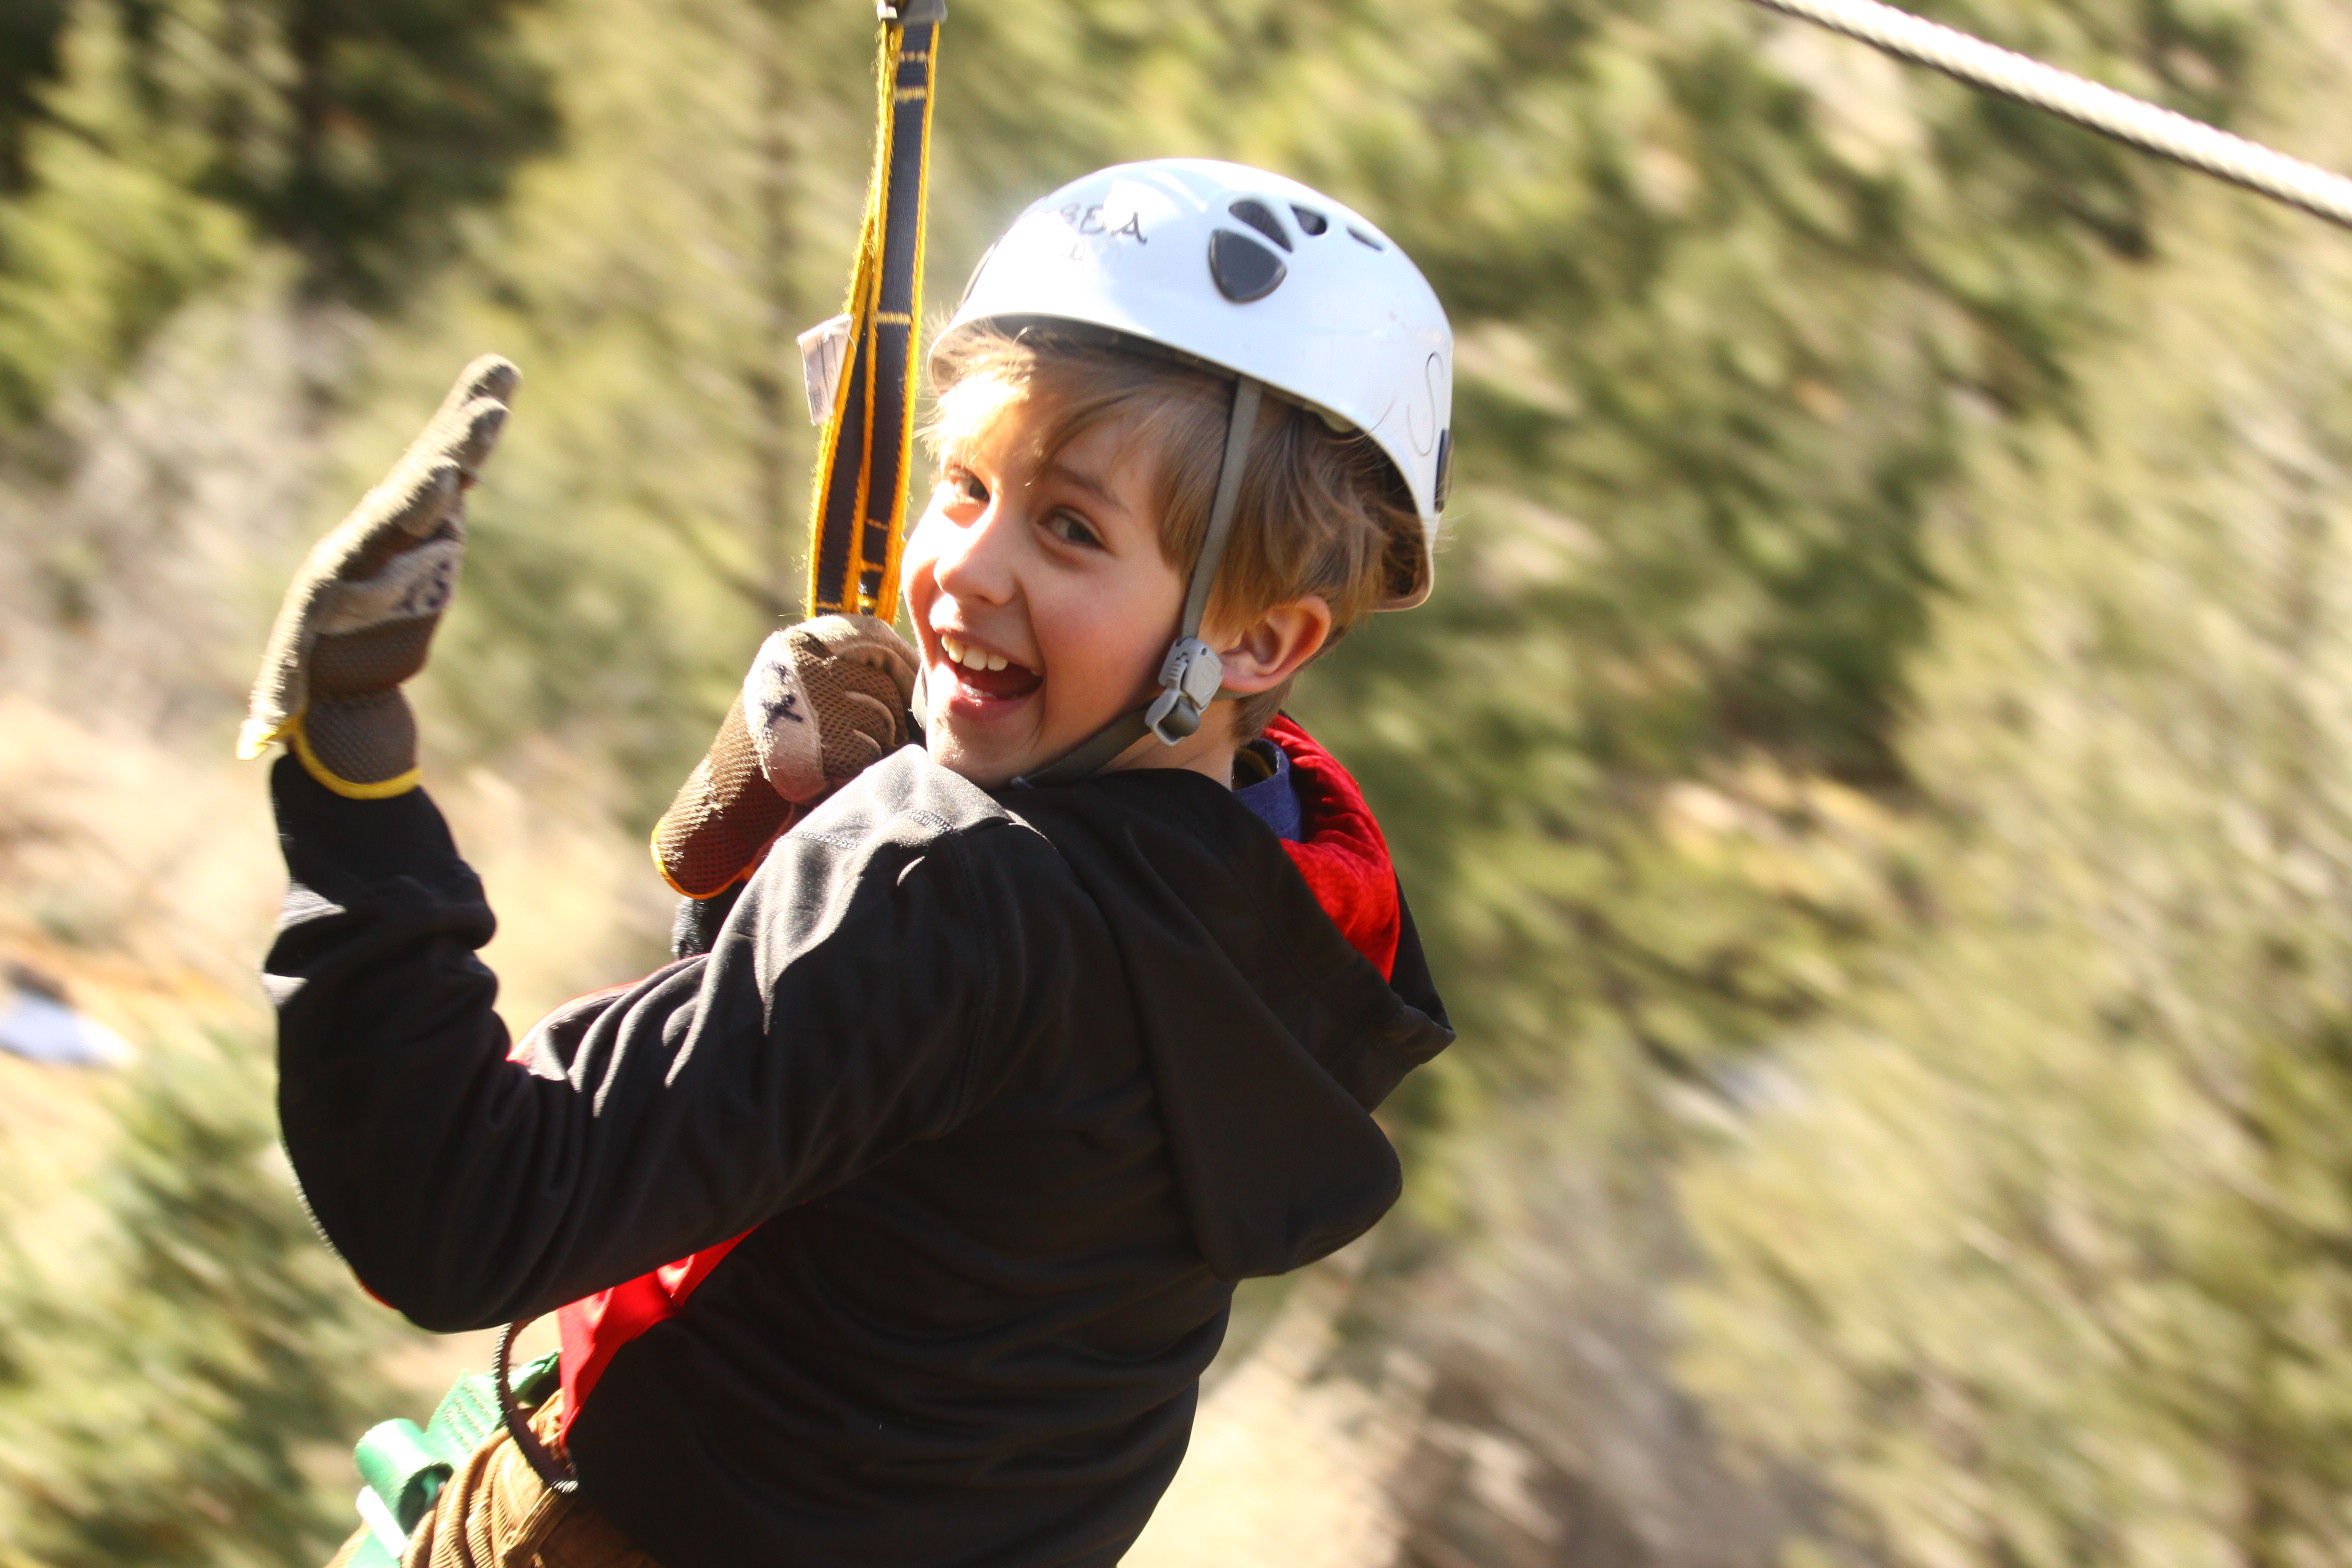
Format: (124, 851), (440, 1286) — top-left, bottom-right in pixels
(255, 160), (1454, 1568)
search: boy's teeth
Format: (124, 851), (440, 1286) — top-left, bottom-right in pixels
(939, 633), (1014, 673)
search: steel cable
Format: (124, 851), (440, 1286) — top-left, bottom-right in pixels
(1741, 0), (2352, 231)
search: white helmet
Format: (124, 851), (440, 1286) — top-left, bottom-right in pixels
(937, 158), (1453, 610)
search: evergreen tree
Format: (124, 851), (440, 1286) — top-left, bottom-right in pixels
(0, 1), (248, 424)
(0, 0), (549, 427)
(0, 0), (66, 187)
(0, 1030), (401, 1566)
(88, 0), (552, 298)
(1678, 5), (2352, 1559)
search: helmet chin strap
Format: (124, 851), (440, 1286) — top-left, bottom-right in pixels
(1015, 376), (1263, 788)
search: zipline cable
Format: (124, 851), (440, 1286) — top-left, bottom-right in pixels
(1738, 0), (2352, 232)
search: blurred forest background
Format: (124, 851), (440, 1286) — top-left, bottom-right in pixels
(5, 0), (2352, 1563)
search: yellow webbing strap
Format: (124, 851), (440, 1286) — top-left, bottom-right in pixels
(805, 0), (946, 618)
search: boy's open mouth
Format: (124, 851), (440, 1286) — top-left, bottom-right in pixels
(938, 632), (1043, 702)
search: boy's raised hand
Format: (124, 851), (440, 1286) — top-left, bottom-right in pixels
(238, 355), (518, 797)
(654, 615), (919, 899)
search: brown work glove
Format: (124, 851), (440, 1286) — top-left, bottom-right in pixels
(652, 614), (919, 898)
(238, 356), (518, 796)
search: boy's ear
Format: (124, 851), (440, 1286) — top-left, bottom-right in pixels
(1214, 595), (1333, 695)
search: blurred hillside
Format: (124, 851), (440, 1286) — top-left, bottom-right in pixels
(6, 0), (2352, 1564)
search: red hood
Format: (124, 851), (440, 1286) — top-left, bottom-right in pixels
(1265, 716), (1402, 980)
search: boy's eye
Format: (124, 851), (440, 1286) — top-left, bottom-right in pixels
(940, 467), (988, 508)
(1044, 509), (1103, 550)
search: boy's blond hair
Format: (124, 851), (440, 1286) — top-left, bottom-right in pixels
(928, 325), (1421, 741)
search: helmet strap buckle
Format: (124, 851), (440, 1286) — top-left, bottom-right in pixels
(1146, 638), (1225, 744)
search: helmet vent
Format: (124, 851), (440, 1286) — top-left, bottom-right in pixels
(1208, 229), (1287, 303)
(1347, 225), (1387, 251)
(1226, 199), (1293, 252)
(1291, 205), (1329, 236)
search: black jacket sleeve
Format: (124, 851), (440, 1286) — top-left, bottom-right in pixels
(263, 755), (1032, 1332)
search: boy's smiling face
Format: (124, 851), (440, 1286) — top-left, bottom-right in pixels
(901, 375), (1187, 788)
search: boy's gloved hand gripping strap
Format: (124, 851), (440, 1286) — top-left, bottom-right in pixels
(1017, 376), (1262, 787)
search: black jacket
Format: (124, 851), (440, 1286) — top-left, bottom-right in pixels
(265, 744), (1451, 1567)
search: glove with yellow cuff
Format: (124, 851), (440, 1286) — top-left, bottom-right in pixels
(238, 356), (518, 796)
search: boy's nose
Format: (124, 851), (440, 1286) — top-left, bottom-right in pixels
(931, 499), (1021, 606)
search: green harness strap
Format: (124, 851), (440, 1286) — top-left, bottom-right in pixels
(346, 1351), (561, 1564)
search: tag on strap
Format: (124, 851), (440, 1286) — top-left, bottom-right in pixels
(798, 314), (853, 426)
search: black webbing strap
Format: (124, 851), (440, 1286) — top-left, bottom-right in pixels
(806, 0), (945, 617)
(494, 1317), (577, 1495)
